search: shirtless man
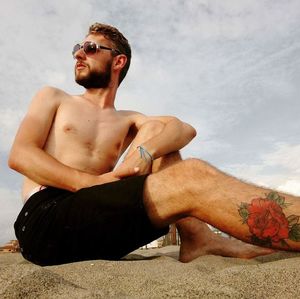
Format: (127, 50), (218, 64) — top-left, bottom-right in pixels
(9, 23), (300, 266)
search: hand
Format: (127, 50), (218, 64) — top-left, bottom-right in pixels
(114, 150), (152, 179)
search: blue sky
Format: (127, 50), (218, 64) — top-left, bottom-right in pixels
(1, 0), (300, 244)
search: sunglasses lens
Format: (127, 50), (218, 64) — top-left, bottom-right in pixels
(72, 44), (81, 56)
(84, 42), (97, 55)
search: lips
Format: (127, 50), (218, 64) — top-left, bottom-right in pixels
(76, 62), (87, 69)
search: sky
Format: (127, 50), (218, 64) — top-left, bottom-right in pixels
(0, 0), (299, 245)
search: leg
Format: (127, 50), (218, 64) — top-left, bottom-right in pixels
(143, 158), (300, 255)
(176, 217), (274, 262)
(130, 121), (275, 259)
(153, 152), (274, 261)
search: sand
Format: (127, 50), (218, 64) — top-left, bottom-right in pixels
(1, 246), (300, 298)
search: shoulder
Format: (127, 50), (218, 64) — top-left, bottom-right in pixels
(33, 86), (69, 99)
(27, 86), (71, 115)
(30, 86), (70, 107)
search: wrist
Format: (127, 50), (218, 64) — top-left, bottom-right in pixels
(72, 171), (96, 191)
(137, 145), (154, 163)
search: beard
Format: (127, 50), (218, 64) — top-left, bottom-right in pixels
(75, 61), (112, 89)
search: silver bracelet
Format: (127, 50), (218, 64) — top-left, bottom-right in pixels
(137, 145), (154, 162)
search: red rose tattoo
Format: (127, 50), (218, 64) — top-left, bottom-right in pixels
(247, 198), (289, 242)
(239, 192), (300, 247)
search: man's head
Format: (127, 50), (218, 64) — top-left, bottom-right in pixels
(87, 23), (131, 85)
(74, 23), (131, 89)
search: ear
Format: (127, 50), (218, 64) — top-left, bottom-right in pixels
(113, 54), (127, 71)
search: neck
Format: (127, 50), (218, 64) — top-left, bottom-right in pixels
(82, 83), (118, 109)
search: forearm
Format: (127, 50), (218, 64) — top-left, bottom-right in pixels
(114, 119), (195, 178)
(9, 146), (101, 191)
(140, 119), (196, 159)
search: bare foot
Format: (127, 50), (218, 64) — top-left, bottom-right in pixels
(179, 233), (275, 263)
(176, 217), (275, 263)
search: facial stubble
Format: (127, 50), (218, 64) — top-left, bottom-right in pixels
(75, 59), (112, 89)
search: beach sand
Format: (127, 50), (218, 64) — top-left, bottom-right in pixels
(1, 246), (300, 298)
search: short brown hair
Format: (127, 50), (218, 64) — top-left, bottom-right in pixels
(88, 23), (131, 85)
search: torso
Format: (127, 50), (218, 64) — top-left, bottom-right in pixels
(22, 92), (142, 200)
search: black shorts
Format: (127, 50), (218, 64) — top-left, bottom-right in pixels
(14, 175), (169, 266)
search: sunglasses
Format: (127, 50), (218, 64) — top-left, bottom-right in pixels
(72, 41), (121, 58)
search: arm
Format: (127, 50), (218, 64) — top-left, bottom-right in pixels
(137, 116), (197, 159)
(8, 87), (111, 192)
(114, 115), (196, 178)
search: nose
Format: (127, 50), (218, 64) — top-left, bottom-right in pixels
(73, 47), (86, 60)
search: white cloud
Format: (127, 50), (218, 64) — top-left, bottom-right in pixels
(223, 143), (300, 195)
(0, 108), (24, 152)
(263, 143), (300, 173)
(171, 0), (300, 41)
(45, 70), (67, 86)
(278, 180), (300, 196)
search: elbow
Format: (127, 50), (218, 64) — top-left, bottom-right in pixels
(190, 126), (197, 139)
(8, 150), (24, 173)
(171, 117), (197, 138)
(185, 123), (197, 140)
(8, 154), (18, 171)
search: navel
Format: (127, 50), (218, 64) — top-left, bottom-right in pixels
(85, 141), (94, 150)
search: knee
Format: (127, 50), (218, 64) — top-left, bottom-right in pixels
(180, 158), (198, 174)
(152, 151), (182, 172)
(180, 158), (218, 178)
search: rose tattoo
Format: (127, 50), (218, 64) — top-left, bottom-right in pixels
(239, 192), (300, 247)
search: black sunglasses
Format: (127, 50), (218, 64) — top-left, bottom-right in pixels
(72, 41), (121, 58)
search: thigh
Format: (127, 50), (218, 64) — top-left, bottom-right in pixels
(15, 176), (169, 265)
(60, 175), (169, 262)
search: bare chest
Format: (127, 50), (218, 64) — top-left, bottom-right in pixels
(45, 101), (132, 171)
(59, 108), (126, 144)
